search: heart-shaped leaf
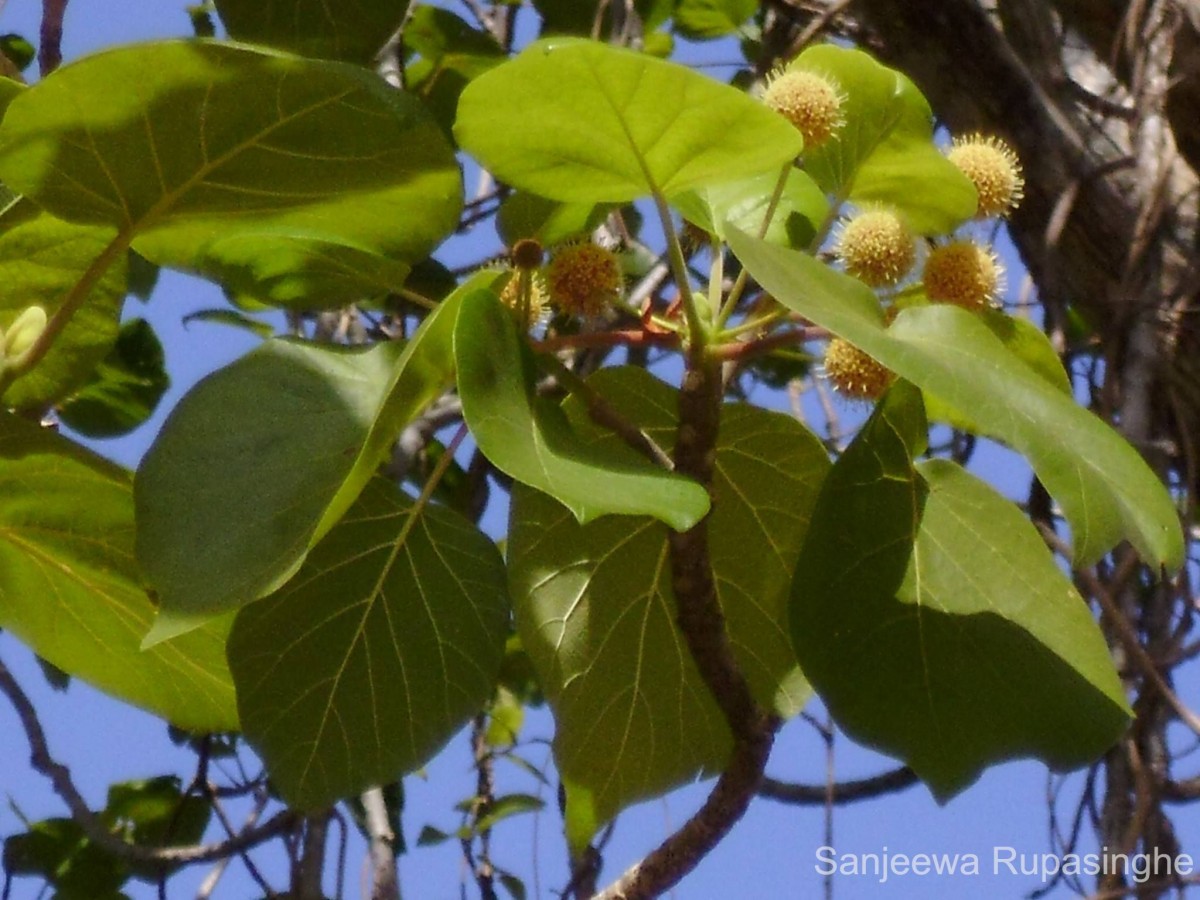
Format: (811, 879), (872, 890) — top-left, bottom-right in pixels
(455, 38), (802, 203)
(792, 384), (1130, 799)
(454, 289), (710, 531)
(228, 478), (509, 809)
(0, 413), (237, 731)
(137, 273), (493, 634)
(508, 366), (826, 836)
(213, 0), (408, 64)
(728, 227), (1183, 569)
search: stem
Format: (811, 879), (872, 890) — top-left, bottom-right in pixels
(651, 190), (703, 339)
(0, 229), (130, 395)
(718, 164), (792, 327)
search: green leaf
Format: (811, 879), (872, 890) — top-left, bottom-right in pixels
(0, 202), (127, 409)
(213, 0), (408, 63)
(0, 41), (461, 291)
(405, 5), (504, 137)
(102, 775), (210, 877)
(0, 413), (237, 731)
(923, 309), (1071, 431)
(454, 290), (710, 530)
(227, 478), (510, 809)
(176, 231), (413, 309)
(727, 228), (1184, 569)
(790, 45), (976, 234)
(496, 191), (611, 247)
(0, 35), (35, 73)
(672, 0), (756, 39)
(508, 366), (826, 833)
(792, 385), (1131, 799)
(58, 318), (170, 438)
(455, 38), (802, 203)
(3, 819), (129, 898)
(671, 166), (828, 247)
(137, 275), (487, 634)
(0, 73), (24, 111)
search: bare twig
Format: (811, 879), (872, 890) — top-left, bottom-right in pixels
(39, 0), (68, 75)
(758, 767), (919, 805)
(361, 788), (400, 900)
(0, 654), (297, 866)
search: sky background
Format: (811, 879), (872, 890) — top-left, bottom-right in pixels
(0, 1), (1197, 898)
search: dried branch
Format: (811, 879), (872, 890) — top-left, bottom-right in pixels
(38, 0), (68, 75)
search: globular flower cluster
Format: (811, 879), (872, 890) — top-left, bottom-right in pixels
(821, 132), (1023, 403)
(762, 68), (844, 149)
(545, 240), (623, 318)
(835, 208), (917, 288)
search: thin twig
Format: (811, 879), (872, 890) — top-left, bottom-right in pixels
(0, 654), (297, 866)
(758, 767), (918, 805)
(38, 0), (68, 76)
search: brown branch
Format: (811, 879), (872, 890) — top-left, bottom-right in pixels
(594, 348), (778, 899)
(758, 767), (919, 805)
(531, 329), (678, 354)
(0, 653), (298, 866)
(38, 0), (68, 76)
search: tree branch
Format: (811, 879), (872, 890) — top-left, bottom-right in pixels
(758, 767), (919, 805)
(0, 653), (297, 866)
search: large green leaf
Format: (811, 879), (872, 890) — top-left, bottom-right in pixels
(509, 367), (826, 834)
(137, 274), (490, 634)
(728, 228), (1183, 569)
(228, 477), (509, 809)
(454, 38), (802, 203)
(0, 201), (127, 409)
(0, 413), (236, 731)
(790, 45), (975, 234)
(791, 385), (1130, 799)
(405, 5), (504, 137)
(214, 0), (409, 64)
(671, 166), (828, 248)
(0, 41), (461, 291)
(58, 318), (170, 438)
(454, 290), (710, 530)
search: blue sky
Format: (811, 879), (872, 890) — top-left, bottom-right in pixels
(1, 2), (1195, 897)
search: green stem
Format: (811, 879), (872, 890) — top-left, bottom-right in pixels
(0, 230), (131, 396)
(651, 190), (705, 343)
(717, 164), (792, 328)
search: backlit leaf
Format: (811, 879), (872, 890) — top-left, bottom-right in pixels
(228, 478), (509, 809)
(0, 413), (237, 731)
(455, 38), (802, 203)
(508, 367), (826, 833)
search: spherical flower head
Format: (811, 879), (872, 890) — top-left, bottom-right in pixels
(546, 241), (622, 317)
(947, 134), (1024, 218)
(498, 269), (547, 331)
(823, 337), (894, 401)
(923, 241), (1003, 311)
(762, 69), (843, 149)
(835, 208), (917, 287)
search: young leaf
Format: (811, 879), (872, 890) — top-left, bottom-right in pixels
(137, 275), (488, 632)
(727, 227), (1184, 569)
(671, 166), (828, 247)
(0, 201), (127, 409)
(508, 367), (827, 834)
(0, 413), (237, 731)
(790, 45), (976, 233)
(213, 0), (409, 64)
(792, 385), (1131, 799)
(455, 38), (802, 203)
(227, 478), (509, 810)
(672, 0), (757, 40)
(454, 290), (710, 531)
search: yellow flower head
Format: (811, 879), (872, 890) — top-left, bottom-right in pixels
(923, 241), (1003, 311)
(546, 241), (622, 317)
(823, 337), (894, 401)
(947, 134), (1024, 219)
(762, 69), (844, 149)
(498, 269), (548, 331)
(835, 208), (917, 288)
